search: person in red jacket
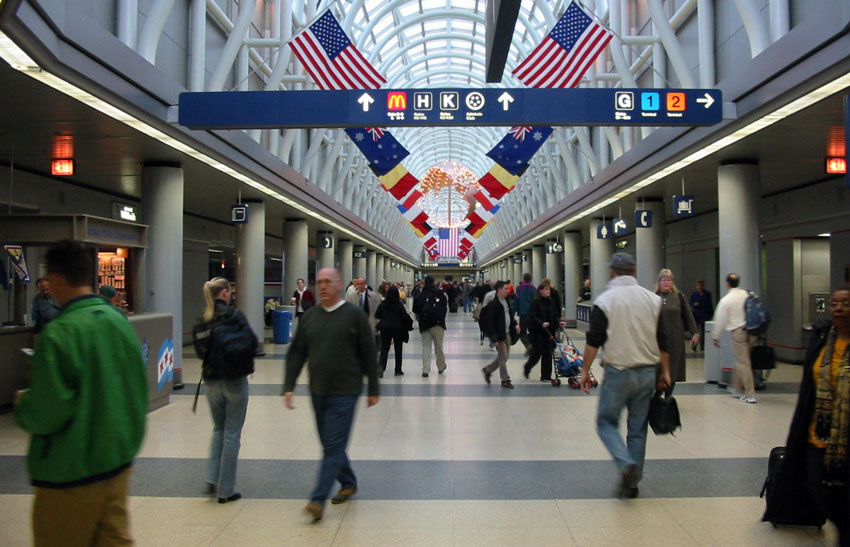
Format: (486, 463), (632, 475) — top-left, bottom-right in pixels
(292, 278), (316, 319)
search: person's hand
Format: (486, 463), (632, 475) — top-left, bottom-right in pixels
(543, 322), (550, 328)
(657, 371), (671, 391)
(690, 333), (700, 346)
(580, 370), (593, 394)
(713, 339), (720, 348)
(559, 321), (566, 327)
(13, 389), (26, 405)
(284, 391), (295, 409)
(494, 340), (500, 348)
(515, 325), (521, 333)
(367, 396), (380, 407)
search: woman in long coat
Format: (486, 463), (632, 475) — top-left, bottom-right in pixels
(654, 269), (699, 391)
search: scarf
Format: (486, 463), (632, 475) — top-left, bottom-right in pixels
(813, 326), (849, 485)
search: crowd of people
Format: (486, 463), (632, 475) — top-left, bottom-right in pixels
(11, 242), (848, 544)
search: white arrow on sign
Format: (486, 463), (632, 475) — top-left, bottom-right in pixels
(358, 93), (375, 112)
(497, 92), (514, 111)
(696, 93), (714, 109)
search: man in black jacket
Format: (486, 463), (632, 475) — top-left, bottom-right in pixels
(412, 276), (448, 377)
(481, 281), (520, 389)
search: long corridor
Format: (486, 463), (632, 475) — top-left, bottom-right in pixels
(0, 310), (838, 546)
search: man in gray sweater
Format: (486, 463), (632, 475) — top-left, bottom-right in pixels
(284, 268), (380, 521)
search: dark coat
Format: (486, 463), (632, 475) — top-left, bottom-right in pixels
(529, 296), (559, 338)
(412, 286), (447, 331)
(689, 289), (714, 324)
(762, 319), (849, 527)
(375, 299), (413, 336)
(483, 297), (517, 343)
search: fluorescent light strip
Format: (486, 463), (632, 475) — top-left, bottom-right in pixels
(0, 31), (415, 267)
(485, 71), (850, 266)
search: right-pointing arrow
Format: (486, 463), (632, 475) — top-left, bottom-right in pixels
(696, 93), (714, 109)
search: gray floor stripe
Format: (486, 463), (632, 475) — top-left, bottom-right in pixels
(0, 456), (767, 500)
(171, 382), (801, 398)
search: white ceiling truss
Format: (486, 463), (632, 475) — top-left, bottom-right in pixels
(123, 0), (789, 259)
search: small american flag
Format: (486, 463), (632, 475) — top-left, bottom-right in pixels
(512, 1), (612, 88)
(289, 10), (386, 90)
(438, 228), (460, 258)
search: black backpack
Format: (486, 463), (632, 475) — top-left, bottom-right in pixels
(421, 292), (447, 324)
(193, 306), (257, 380)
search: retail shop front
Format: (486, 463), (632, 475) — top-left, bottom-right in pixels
(0, 214), (172, 411)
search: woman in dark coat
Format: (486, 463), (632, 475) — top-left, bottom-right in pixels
(523, 284), (564, 382)
(375, 285), (413, 377)
(654, 269), (699, 391)
(763, 286), (849, 543)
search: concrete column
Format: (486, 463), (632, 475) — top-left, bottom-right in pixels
(354, 245), (366, 279)
(366, 250), (377, 288)
(532, 245), (545, 285)
(590, 219), (615, 299)
(563, 231), (582, 322)
(718, 162), (762, 292)
(339, 239), (353, 284)
(384, 259), (393, 283)
(545, 239), (562, 289)
(141, 164), (184, 388)
(283, 219), (308, 305)
(512, 255), (521, 286)
(635, 199), (666, 289)
(316, 230), (334, 271)
(375, 253), (384, 285)
(236, 200), (265, 354)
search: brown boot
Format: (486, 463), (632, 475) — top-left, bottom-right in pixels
(304, 502), (323, 521)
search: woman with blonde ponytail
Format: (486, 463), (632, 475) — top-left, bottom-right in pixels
(193, 276), (256, 504)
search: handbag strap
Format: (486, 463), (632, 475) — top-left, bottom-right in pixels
(192, 377), (203, 413)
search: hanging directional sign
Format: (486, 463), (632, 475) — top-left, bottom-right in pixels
(634, 210), (653, 228)
(596, 224), (612, 239)
(353, 250), (367, 259)
(672, 195), (695, 217)
(318, 235), (333, 249)
(231, 204), (249, 224)
(545, 242), (564, 254)
(612, 218), (629, 236)
(179, 88), (723, 129)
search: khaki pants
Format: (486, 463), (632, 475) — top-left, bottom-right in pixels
(483, 341), (511, 383)
(731, 327), (756, 398)
(421, 326), (447, 374)
(33, 466), (133, 547)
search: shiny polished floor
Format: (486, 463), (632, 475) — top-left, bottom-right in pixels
(0, 310), (839, 546)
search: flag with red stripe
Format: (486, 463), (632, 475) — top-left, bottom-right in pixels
(478, 164), (520, 200)
(512, 1), (612, 89)
(289, 10), (386, 90)
(437, 228), (460, 257)
(379, 164), (420, 200)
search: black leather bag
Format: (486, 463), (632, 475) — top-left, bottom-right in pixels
(649, 391), (681, 435)
(751, 344), (776, 370)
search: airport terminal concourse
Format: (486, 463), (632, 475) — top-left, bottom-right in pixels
(0, 0), (849, 544)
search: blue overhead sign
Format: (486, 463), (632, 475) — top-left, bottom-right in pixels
(178, 88), (722, 129)
(634, 210), (653, 228)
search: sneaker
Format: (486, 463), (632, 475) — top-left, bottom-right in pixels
(479, 339), (484, 346)
(304, 502), (323, 521)
(331, 487), (357, 504)
(218, 492), (242, 504)
(422, 373), (429, 378)
(727, 387), (742, 398)
(617, 464), (641, 499)
(501, 381), (514, 389)
(482, 368), (492, 385)
(740, 396), (757, 404)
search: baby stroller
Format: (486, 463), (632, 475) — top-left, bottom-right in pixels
(552, 331), (597, 388)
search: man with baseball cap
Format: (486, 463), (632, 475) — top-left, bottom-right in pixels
(579, 252), (671, 498)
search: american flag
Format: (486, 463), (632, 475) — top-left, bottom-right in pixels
(289, 10), (386, 90)
(437, 228), (460, 258)
(512, 1), (612, 88)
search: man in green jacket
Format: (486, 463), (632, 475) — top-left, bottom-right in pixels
(15, 240), (147, 545)
(284, 268), (379, 522)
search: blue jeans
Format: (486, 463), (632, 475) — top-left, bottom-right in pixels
(463, 296), (473, 312)
(596, 366), (656, 473)
(206, 377), (249, 497)
(310, 394), (359, 505)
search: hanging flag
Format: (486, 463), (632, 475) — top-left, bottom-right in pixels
(466, 205), (498, 238)
(512, 1), (613, 88)
(420, 231), (438, 251)
(346, 128), (410, 176)
(397, 187), (423, 211)
(400, 204), (433, 237)
(378, 164), (420, 200)
(485, 126), (553, 175)
(478, 164), (520, 200)
(289, 10), (387, 90)
(437, 228), (460, 258)
(3, 245), (30, 282)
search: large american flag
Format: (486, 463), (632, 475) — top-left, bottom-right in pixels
(512, 1), (612, 88)
(289, 10), (386, 90)
(437, 228), (460, 258)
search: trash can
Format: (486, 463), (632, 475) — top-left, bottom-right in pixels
(272, 310), (292, 344)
